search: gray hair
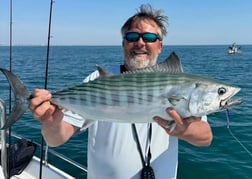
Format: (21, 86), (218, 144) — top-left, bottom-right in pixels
(121, 4), (168, 40)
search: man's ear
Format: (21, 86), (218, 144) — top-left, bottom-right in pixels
(159, 41), (163, 54)
(160, 41), (163, 49)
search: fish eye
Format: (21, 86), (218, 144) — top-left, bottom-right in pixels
(218, 87), (226, 95)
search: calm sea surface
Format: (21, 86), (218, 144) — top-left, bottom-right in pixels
(0, 45), (251, 178)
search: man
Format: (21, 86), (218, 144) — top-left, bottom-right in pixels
(30, 4), (212, 179)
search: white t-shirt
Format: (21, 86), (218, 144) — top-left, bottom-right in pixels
(86, 122), (178, 179)
(63, 68), (205, 179)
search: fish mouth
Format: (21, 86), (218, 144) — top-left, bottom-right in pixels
(220, 87), (243, 109)
(220, 98), (243, 109)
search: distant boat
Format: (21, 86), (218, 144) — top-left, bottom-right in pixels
(228, 43), (241, 54)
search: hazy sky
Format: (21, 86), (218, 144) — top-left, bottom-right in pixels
(0, 0), (251, 45)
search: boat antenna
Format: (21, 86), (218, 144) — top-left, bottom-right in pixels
(39, 0), (54, 178)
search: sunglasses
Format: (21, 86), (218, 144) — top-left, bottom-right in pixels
(124, 32), (162, 43)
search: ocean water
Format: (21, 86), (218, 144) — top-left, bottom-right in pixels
(0, 45), (251, 179)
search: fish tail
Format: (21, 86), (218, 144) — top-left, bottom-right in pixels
(0, 68), (30, 129)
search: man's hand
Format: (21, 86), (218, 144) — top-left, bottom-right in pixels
(29, 89), (76, 147)
(30, 89), (54, 121)
(153, 107), (212, 146)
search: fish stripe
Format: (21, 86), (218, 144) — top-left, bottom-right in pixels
(52, 72), (223, 108)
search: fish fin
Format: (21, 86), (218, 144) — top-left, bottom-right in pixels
(157, 51), (184, 73)
(168, 96), (186, 106)
(0, 68), (30, 129)
(168, 120), (176, 132)
(123, 51), (183, 74)
(79, 119), (96, 131)
(96, 65), (114, 78)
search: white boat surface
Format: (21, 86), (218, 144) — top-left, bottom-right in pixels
(0, 155), (75, 179)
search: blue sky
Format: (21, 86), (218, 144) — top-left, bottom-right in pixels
(0, 0), (251, 45)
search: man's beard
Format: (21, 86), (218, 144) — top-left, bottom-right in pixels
(125, 55), (158, 70)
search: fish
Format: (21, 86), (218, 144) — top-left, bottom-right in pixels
(0, 52), (243, 129)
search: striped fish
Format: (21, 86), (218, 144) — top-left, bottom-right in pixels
(0, 52), (243, 129)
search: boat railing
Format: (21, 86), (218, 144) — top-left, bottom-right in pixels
(0, 99), (88, 178)
(10, 133), (88, 173)
(0, 99), (8, 178)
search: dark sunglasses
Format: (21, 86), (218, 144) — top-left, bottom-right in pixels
(124, 32), (162, 43)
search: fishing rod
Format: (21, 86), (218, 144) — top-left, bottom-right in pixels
(38, 0), (54, 179)
(7, 0), (13, 178)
